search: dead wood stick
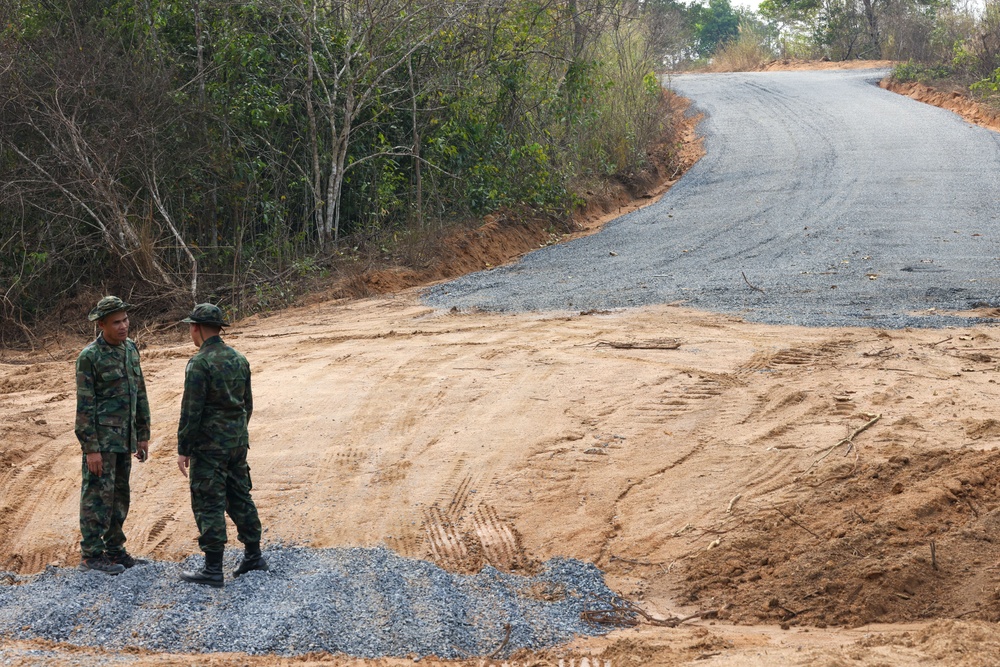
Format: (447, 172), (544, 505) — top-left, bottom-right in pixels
(489, 623), (512, 659)
(674, 610), (707, 625)
(581, 609), (639, 627)
(806, 463), (862, 489)
(582, 595), (699, 628)
(830, 413), (881, 451)
(931, 541), (938, 571)
(631, 605), (682, 627)
(878, 368), (946, 379)
(779, 604), (814, 619)
(610, 555), (663, 566)
(596, 339), (681, 350)
(807, 413), (881, 471)
(772, 506), (822, 540)
(682, 518), (745, 544)
(742, 271), (765, 293)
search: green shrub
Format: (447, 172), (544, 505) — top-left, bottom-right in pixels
(891, 60), (953, 83)
(971, 67), (1000, 95)
(711, 21), (776, 71)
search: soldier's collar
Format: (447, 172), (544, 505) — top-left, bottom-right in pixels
(96, 333), (125, 348)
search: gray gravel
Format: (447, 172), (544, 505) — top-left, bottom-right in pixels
(424, 69), (1000, 329)
(0, 546), (612, 658)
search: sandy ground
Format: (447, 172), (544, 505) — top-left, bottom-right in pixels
(6, 295), (1000, 665)
(4, 64), (1000, 666)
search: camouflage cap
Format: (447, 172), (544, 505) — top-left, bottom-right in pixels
(88, 296), (132, 322)
(181, 303), (229, 327)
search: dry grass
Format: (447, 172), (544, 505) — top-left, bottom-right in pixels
(709, 24), (775, 72)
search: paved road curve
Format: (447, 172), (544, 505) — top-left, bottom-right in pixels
(425, 70), (1000, 328)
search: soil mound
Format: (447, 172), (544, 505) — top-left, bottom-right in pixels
(683, 446), (1000, 627)
(881, 79), (1000, 133)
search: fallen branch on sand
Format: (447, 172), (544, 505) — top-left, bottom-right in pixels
(582, 595), (707, 628)
(595, 338), (681, 350)
(610, 554), (665, 567)
(806, 412), (881, 473)
(771, 505), (822, 540)
(489, 623), (512, 659)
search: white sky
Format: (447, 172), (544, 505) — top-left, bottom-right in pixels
(728, 0), (986, 15)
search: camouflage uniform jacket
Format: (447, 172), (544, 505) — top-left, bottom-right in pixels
(75, 334), (151, 454)
(177, 336), (252, 456)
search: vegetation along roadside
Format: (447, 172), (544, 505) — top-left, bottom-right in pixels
(1, 0), (997, 348)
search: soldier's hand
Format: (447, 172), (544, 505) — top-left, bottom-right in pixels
(86, 452), (103, 476)
(177, 455), (190, 478)
(136, 440), (150, 462)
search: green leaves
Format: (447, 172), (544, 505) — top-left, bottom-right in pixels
(0, 0), (675, 334)
(692, 0), (741, 57)
(971, 67), (1000, 94)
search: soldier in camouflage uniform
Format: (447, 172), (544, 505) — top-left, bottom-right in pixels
(176, 303), (267, 588)
(75, 296), (151, 575)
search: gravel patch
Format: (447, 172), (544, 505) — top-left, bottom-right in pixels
(423, 70), (1000, 329)
(0, 546), (612, 659)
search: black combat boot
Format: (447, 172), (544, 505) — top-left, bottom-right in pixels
(78, 553), (126, 575)
(107, 551), (148, 568)
(233, 542), (269, 578)
(180, 550), (224, 588)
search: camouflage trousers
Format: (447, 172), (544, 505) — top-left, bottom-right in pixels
(80, 452), (131, 558)
(189, 446), (262, 554)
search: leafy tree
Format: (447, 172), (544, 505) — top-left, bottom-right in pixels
(0, 0), (676, 339)
(693, 0), (742, 57)
(643, 0), (698, 66)
(761, 0), (945, 59)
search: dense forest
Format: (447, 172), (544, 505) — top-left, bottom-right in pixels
(0, 0), (996, 342)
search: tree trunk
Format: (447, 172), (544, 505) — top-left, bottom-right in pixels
(193, 0), (218, 248)
(861, 0), (880, 57)
(408, 54), (422, 227)
(305, 18), (323, 246)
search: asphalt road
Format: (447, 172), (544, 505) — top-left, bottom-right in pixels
(424, 69), (1000, 328)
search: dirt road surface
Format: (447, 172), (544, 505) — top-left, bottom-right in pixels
(6, 292), (1000, 665)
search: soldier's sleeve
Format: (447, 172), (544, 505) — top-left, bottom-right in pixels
(75, 350), (100, 453)
(134, 343), (152, 441)
(245, 361), (253, 424)
(177, 357), (207, 457)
